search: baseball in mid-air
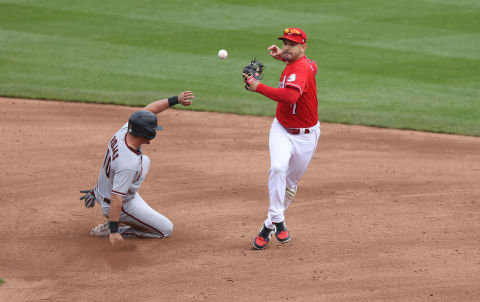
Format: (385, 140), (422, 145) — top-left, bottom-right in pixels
(218, 49), (228, 59)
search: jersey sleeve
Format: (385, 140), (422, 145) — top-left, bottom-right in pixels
(284, 67), (308, 95)
(112, 168), (136, 197)
(256, 84), (301, 104)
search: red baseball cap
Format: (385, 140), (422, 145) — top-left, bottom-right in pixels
(278, 28), (307, 44)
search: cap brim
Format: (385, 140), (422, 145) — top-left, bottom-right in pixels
(278, 36), (304, 44)
(155, 125), (163, 131)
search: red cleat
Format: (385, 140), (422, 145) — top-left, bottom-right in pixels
(253, 224), (274, 250)
(274, 221), (291, 243)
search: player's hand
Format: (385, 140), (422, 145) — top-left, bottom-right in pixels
(109, 233), (136, 251)
(79, 189), (95, 208)
(178, 91), (194, 106)
(109, 232), (124, 246)
(268, 45), (283, 60)
(242, 73), (260, 92)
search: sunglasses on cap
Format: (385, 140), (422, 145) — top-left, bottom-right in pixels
(278, 27), (307, 44)
(284, 28), (302, 36)
(280, 28), (307, 44)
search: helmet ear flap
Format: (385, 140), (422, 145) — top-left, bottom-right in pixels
(127, 110), (161, 140)
(146, 127), (156, 139)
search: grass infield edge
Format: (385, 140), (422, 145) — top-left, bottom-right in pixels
(1, 95), (478, 138)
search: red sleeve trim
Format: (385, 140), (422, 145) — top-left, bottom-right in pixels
(112, 190), (126, 196)
(285, 83), (303, 95)
(256, 83), (301, 104)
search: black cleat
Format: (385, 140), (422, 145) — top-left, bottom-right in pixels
(274, 221), (291, 243)
(253, 224), (275, 250)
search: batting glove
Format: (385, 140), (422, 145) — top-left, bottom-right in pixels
(80, 189), (96, 208)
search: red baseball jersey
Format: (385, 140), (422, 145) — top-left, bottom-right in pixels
(276, 56), (318, 128)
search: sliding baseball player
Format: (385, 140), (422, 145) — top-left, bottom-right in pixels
(80, 91), (194, 247)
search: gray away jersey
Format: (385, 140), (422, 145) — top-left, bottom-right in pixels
(95, 122), (150, 202)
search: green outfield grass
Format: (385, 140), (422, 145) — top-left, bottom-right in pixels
(0, 0), (479, 135)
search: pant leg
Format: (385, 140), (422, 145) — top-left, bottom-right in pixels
(284, 124), (321, 209)
(264, 119), (293, 229)
(119, 193), (173, 238)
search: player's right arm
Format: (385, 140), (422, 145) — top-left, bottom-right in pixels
(144, 91), (195, 114)
(268, 45), (285, 61)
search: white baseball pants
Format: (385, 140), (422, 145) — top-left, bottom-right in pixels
(264, 118), (320, 229)
(98, 193), (173, 238)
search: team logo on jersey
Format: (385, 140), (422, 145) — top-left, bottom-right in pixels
(287, 74), (296, 82)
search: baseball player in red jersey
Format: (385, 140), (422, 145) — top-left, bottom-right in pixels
(80, 91), (194, 247)
(244, 28), (320, 250)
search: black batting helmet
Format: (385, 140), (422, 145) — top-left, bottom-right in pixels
(128, 110), (163, 140)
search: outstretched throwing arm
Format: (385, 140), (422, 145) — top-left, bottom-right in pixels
(144, 91), (195, 114)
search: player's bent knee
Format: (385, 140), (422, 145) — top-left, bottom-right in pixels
(161, 221), (174, 238)
(270, 164), (288, 175)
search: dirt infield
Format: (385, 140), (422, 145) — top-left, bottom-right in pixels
(1, 97), (479, 301)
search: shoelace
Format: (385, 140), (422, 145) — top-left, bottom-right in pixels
(274, 222), (286, 234)
(259, 227), (274, 238)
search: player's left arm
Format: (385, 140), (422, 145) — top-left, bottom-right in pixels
(108, 168), (136, 246)
(249, 66), (306, 103)
(108, 193), (124, 246)
(144, 91), (195, 114)
(256, 84), (300, 104)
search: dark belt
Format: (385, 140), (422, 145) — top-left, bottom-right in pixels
(286, 128), (310, 135)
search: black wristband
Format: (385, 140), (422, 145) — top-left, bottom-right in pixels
(109, 221), (119, 233)
(168, 96), (179, 107)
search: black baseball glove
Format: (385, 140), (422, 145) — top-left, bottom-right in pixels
(242, 58), (265, 90)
